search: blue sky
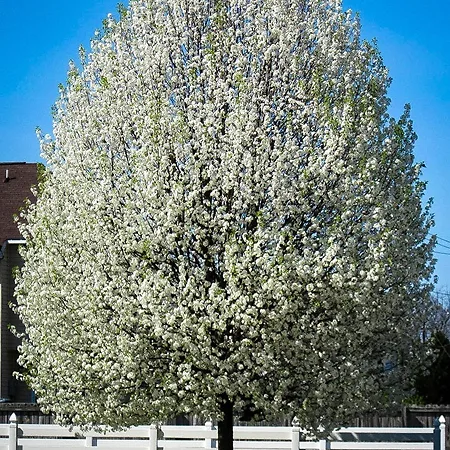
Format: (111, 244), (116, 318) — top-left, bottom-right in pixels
(1, 1), (449, 290)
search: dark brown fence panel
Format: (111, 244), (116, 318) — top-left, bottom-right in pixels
(405, 406), (450, 450)
(350, 406), (450, 450)
(0, 403), (53, 424)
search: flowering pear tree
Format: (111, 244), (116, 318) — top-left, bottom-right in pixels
(15, 0), (435, 448)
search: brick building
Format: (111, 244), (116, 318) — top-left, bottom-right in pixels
(0, 162), (37, 402)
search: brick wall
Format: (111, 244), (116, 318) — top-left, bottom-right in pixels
(0, 162), (37, 403)
(0, 163), (37, 245)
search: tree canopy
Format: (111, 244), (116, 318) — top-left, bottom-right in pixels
(15, 0), (435, 448)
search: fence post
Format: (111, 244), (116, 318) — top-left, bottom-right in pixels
(291, 417), (300, 450)
(8, 413), (17, 450)
(85, 433), (94, 447)
(205, 420), (214, 449)
(439, 416), (446, 450)
(319, 438), (328, 450)
(149, 423), (158, 450)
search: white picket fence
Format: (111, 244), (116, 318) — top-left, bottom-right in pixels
(0, 414), (445, 450)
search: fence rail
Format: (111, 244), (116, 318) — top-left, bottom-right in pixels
(0, 414), (445, 450)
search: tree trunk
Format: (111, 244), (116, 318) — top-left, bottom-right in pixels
(217, 396), (234, 450)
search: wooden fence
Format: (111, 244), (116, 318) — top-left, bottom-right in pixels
(352, 406), (450, 449)
(0, 404), (52, 425)
(0, 414), (445, 450)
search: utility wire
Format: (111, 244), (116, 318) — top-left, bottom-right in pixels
(435, 291), (450, 297)
(428, 232), (450, 245)
(426, 233), (450, 254)
(437, 235), (450, 245)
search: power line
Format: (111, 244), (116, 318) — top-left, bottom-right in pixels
(429, 232), (450, 245)
(428, 240), (450, 251)
(435, 291), (450, 297)
(426, 233), (450, 253)
(438, 235), (450, 245)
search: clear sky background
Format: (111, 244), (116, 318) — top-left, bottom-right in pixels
(1, 1), (449, 291)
